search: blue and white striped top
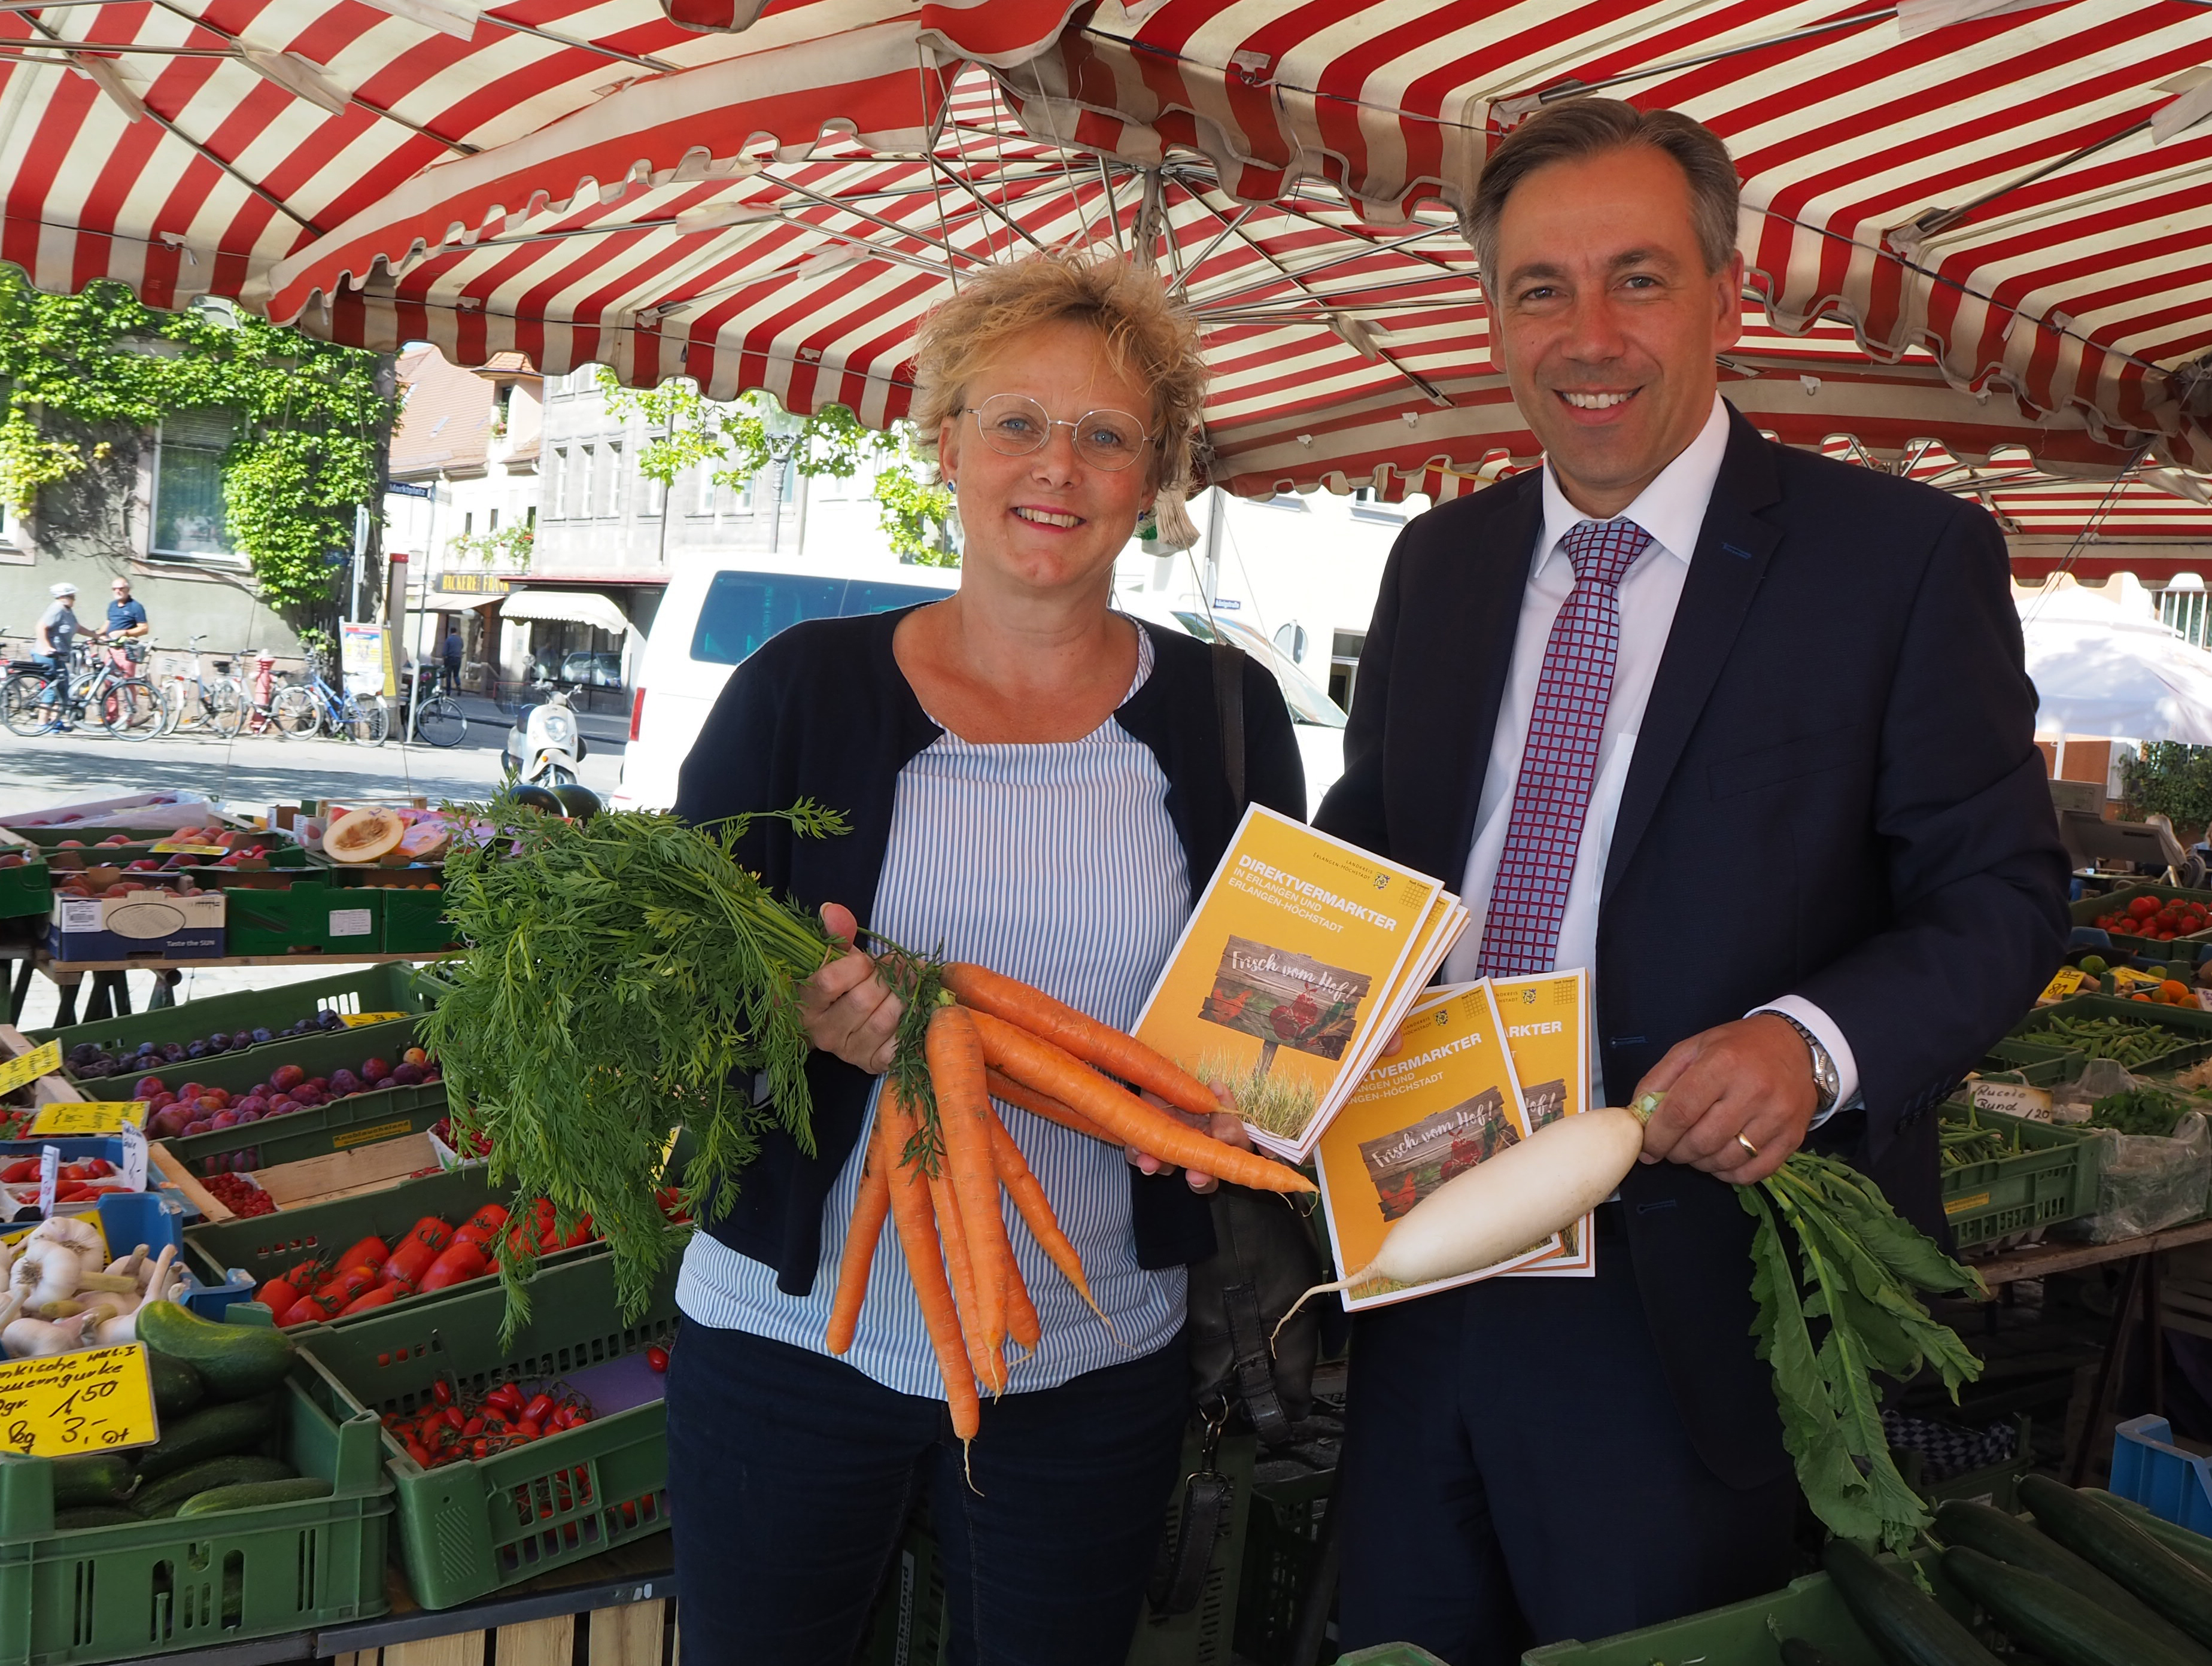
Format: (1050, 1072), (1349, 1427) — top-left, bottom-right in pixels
(677, 630), (1193, 1397)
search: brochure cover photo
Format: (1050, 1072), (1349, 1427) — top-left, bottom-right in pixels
(1132, 805), (1462, 1160)
(1493, 968), (1597, 1278)
(1313, 981), (1557, 1311)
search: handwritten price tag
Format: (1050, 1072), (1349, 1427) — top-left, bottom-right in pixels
(28, 1102), (145, 1136)
(0, 1040), (62, 1096)
(1971, 1081), (2055, 1121)
(2040, 967), (2088, 1002)
(339, 1012), (408, 1029)
(0, 1343), (159, 1457)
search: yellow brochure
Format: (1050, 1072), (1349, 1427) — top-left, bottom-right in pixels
(1134, 805), (1458, 1160)
(1314, 981), (1557, 1311)
(1491, 969), (1598, 1278)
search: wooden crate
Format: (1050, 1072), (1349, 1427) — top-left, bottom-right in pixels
(330, 1598), (677, 1666)
(152, 1129), (450, 1221)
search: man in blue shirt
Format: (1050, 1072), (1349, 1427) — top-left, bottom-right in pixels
(106, 577), (149, 644)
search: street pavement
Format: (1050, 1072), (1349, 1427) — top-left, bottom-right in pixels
(0, 694), (628, 1030)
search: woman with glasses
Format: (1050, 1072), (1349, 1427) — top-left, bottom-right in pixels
(666, 253), (1306, 1666)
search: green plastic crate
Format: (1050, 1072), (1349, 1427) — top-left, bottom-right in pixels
(863, 1427), (1257, 1666)
(1905, 1415), (2033, 1513)
(0, 847), (49, 921)
(375, 885), (455, 955)
(183, 1165), (598, 1321)
(31, 962), (443, 1062)
(1523, 1550), (1964, 1666)
(2012, 993), (2212, 1073)
(1238, 1449), (1338, 1666)
(1978, 1036), (2086, 1087)
(1941, 1106), (2097, 1248)
(2073, 881), (2212, 941)
(221, 876), (390, 958)
(300, 1250), (677, 1609)
(0, 1352), (392, 1666)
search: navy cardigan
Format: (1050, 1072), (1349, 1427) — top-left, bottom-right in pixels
(672, 605), (1308, 1297)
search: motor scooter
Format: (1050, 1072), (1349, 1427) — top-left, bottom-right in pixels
(503, 676), (587, 788)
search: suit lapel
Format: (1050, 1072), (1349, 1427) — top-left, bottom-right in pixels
(1407, 473), (1541, 884)
(1602, 410), (1783, 904)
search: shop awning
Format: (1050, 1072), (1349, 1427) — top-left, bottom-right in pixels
(499, 589), (633, 636)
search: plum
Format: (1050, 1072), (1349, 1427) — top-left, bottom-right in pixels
(265, 1096), (297, 1116)
(235, 1108), (261, 1124)
(328, 1069), (362, 1097)
(148, 1106), (191, 1139)
(132, 1074), (167, 1099)
(199, 1088), (229, 1111)
(209, 1109), (241, 1130)
(271, 1064), (306, 1093)
(360, 1058), (391, 1084)
(318, 1010), (344, 1030)
(209, 1032), (229, 1050)
(161, 1042), (187, 1062)
(251, 1027), (273, 1044)
(389, 1062), (426, 1086)
(185, 1042), (209, 1060)
(184, 1118), (212, 1136)
(306, 1077), (329, 1093)
(402, 1047), (428, 1067)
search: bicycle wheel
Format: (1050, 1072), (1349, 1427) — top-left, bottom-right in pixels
(345, 694), (390, 747)
(159, 679), (189, 735)
(414, 695), (467, 748)
(1, 672), (57, 737)
(102, 678), (165, 741)
(208, 679), (247, 739)
(271, 686), (321, 739)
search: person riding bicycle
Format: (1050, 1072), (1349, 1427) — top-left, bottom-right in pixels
(106, 577), (150, 647)
(35, 582), (90, 729)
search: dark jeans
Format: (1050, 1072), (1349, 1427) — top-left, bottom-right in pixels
(1333, 1212), (1796, 1665)
(666, 1320), (1190, 1666)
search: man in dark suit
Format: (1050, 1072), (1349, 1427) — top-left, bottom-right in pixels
(1315, 99), (2069, 1664)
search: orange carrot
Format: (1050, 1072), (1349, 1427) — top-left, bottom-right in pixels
(879, 1089), (979, 1440)
(947, 963), (1219, 1120)
(970, 1010), (1315, 1196)
(928, 1006), (1016, 1364)
(985, 1066), (1119, 1147)
(1004, 1254), (1041, 1353)
(988, 1114), (1109, 1330)
(826, 1127), (892, 1355)
(930, 1166), (1006, 1396)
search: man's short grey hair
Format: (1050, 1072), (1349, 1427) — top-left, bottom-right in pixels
(1464, 98), (1742, 279)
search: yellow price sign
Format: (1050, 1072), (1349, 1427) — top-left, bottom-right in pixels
(339, 1012), (409, 1029)
(0, 1040), (62, 1096)
(0, 1343), (159, 1457)
(2040, 967), (2088, 1002)
(28, 1101), (145, 1136)
(148, 841), (227, 857)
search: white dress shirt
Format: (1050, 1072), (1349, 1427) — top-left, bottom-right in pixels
(1441, 396), (1858, 1115)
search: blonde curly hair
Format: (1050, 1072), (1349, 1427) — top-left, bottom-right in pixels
(909, 253), (1210, 547)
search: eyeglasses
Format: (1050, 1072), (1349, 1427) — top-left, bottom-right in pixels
(962, 394), (1154, 472)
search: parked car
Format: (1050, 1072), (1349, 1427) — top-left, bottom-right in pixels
(1167, 610), (1348, 803)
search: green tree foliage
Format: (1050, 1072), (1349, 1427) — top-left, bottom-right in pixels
(2120, 741), (2212, 837)
(0, 272), (393, 616)
(596, 371), (956, 563)
(447, 522), (536, 568)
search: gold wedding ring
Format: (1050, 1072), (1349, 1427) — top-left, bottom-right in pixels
(1736, 1132), (1760, 1159)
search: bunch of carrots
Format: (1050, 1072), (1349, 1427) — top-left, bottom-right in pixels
(826, 962), (1315, 1442)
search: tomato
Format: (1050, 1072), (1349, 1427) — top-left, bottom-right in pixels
(254, 1276), (300, 1314)
(333, 1235), (390, 1272)
(432, 1379), (454, 1406)
(317, 1265), (379, 1305)
(2132, 895), (2164, 918)
(464, 1203), (510, 1235)
(418, 1241), (490, 1293)
(405, 1441), (434, 1467)
(646, 1345), (670, 1373)
(278, 1294), (335, 1327)
(339, 1284), (402, 1316)
(442, 1405), (466, 1431)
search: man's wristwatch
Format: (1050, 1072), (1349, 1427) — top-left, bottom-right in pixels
(1770, 1012), (1839, 1116)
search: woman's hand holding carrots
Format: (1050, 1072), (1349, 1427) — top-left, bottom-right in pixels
(1125, 1086), (1252, 1195)
(798, 902), (904, 1074)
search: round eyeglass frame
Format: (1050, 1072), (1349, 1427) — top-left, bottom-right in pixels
(961, 394), (1157, 472)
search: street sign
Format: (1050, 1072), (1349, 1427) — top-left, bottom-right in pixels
(386, 480), (433, 500)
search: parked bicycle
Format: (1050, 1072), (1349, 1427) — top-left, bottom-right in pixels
(400, 662), (467, 749)
(271, 650), (388, 746)
(159, 634), (248, 738)
(1, 640), (162, 740)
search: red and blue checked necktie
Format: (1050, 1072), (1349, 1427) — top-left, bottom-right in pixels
(1476, 516), (1654, 980)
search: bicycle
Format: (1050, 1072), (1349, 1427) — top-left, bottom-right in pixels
(158, 634), (248, 738)
(271, 650), (388, 746)
(400, 663), (467, 748)
(1, 640), (162, 740)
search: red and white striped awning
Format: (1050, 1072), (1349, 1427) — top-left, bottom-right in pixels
(11, 1), (2212, 494)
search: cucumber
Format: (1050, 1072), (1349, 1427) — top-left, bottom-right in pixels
(1944, 1545), (2206, 1666)
(1822, 1539), (2001, 1666)
(53, 1505), (142, 1530)
(135, 1300), (294, 1401)
(147, 1350), (206, 1419)
(175, 1476), (333, 1517)
(48, 1452), (135, 1508)
(1934, 1500), (2212, 1664)
(2020, 1475), (2212, 1647)
(131, 1455), (293, 1519)
(133, 1394), (277, 1483)
(2090, 1492), (2212, 1581)
(1781, 1640), (1848, 1666)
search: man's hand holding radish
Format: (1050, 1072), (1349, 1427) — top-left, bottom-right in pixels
(1632, 1013), (1818, 1185)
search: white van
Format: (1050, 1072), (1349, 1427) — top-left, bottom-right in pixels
(616, 558), (1353, 813)
(614, 559), (960, 811)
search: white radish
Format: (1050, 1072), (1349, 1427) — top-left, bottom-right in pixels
(1280, 1098), (1657, 1328)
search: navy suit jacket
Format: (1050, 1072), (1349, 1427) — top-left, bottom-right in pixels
(1314, 403), (2071, 1487)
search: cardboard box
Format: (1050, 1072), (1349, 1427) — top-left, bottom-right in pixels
(47, 886), (225, 960)
(3, 790), (214, 831)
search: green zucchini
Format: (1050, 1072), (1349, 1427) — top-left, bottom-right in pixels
(1934, 1500), (2212, 1663)
(1822, 1539), (2001, 1666)
(2019, 1475), (2212, 1647)
(2089, 1492), (2212, 1581)
(52, 1505), (141, 1530)
(135, 1299), (294, 1401)
(133, 1394), (277, 1483)
(1780, 1639), (1848, 1666)
(48, 1452), (134, 1508)
(1944, 1545), (2205, 1666)
(131, 1455), (293, 1519)
(147, 1349), (205, 1419)
(175, 1477), (332, 1517)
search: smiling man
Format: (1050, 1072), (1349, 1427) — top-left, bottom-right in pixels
(1314, 101), (2068, 1661)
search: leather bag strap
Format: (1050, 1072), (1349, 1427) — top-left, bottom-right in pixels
(1212, 642), (1246, 810)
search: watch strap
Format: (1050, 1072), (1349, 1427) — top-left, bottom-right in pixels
(1771, 1011), (1839, 1114)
